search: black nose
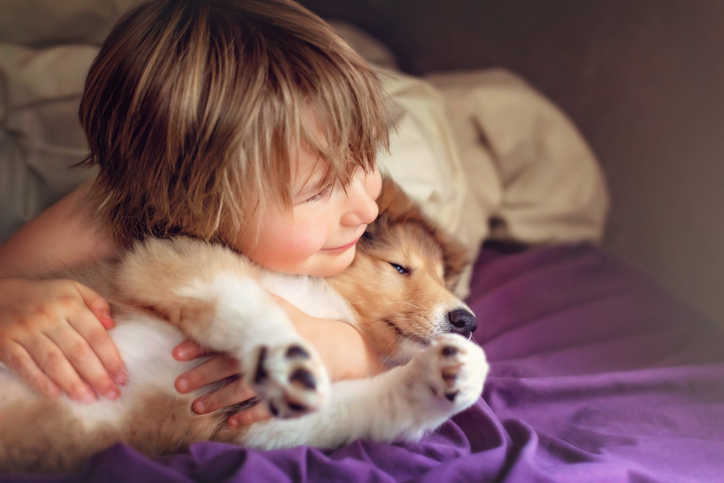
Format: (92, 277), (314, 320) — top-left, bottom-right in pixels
(447, 309), (477, 336)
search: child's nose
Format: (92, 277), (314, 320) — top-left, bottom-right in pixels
(341, 170), (380, 227)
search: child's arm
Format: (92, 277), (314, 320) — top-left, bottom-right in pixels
(174, 297), (385, 425)
(274, 295), (386, 381)
(0, 183), (126, 401)
(0, 181), (115, 279)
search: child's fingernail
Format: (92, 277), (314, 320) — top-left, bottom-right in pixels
(104, 387), (120, 400)
(228, 417), (240, 427)
(194, 400), (206, 414)
(80, 389), (97, 403)
(177, 378), (189, 393)
(114, 370), (128, 385)
(45, 382), (61, 397)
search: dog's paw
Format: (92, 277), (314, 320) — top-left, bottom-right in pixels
(248, 339), (331, 419)
(413, 334), (488, 413)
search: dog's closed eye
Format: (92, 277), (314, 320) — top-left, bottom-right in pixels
(389, 263), (410, 275)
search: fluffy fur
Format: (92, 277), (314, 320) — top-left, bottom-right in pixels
(0, 177), (488, 472)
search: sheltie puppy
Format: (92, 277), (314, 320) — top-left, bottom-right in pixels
(0, 177), (488, 472)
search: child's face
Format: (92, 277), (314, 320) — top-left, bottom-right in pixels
(237, 143), (382, 278)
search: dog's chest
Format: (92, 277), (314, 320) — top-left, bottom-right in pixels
(259, 272), (357, 326)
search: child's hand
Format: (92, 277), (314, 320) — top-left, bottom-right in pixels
(174, 294), (385, 427)
(173, 340), (272, 427)
(0, 278), (127, 402)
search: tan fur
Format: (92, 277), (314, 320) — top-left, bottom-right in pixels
(0, 392), (229, 473)
(86, 239), (265, 340)
(0, 398), (117, 473)
(121, 394), (229, 457)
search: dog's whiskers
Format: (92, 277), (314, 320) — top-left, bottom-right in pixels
(400, 301), (427, 311)
(378, 300), (426, 311)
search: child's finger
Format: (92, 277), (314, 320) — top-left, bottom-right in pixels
(22, 335), (97, 403)
(175, 354), (239, 393)
(68, 308), (127, 385)
(0, 342), (61, 397)
(73, 281), (115, 330)
(173, 339), (209, 361)
(228, 403), (272, 427)
(45, 324), (120, 400)
(192, 378), (255, 414)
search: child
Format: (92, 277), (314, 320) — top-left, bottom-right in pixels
(0, 0), (388, 427)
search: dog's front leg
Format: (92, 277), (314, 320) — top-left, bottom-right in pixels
(105, 237), (331, 418)
(238, 333), (487, 449)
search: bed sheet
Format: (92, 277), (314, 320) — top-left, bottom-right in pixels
(2, 243), (723, 482)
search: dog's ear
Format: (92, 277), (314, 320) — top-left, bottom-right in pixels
(374, 174), (470, 289)
(439, 232), (469, 291)
(376, 174), (418, 222)
(361, 175), (416, 249)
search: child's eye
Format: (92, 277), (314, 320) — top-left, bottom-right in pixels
(389, 263), (410, 275)
(305, 184), (333, 203)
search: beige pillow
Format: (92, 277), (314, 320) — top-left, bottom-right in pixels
(427, 69), (609, 246)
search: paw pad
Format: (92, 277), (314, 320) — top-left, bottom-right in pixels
(254, 347), (269, 384)
(441, 345), (459, 357)
(285, 345), (310, 359)
(248, 340), (330, 419)
(441, 367), (459, 383)
(289, 368), (316, 390)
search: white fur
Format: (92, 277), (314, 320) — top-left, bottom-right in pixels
(260, 272), (357, 325)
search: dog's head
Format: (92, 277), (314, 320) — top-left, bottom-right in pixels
(329, 176), (476, 365)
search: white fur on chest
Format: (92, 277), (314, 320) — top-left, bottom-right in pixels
(259, 271), (356, 325)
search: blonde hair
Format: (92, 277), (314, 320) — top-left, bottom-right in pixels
(79, 0), (389, 248)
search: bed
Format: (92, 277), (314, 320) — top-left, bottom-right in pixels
(1, 1), (724, 482)
(3, 241), (724, 482)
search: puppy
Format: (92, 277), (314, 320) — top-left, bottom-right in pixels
(0, 177), (488, 472)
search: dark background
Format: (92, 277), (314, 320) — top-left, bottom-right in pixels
(299, 0), (724, 328)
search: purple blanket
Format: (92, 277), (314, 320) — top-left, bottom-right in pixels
(3, 244), (724, 482)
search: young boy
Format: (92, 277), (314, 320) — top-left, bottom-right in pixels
(0, 0), (388, 427)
